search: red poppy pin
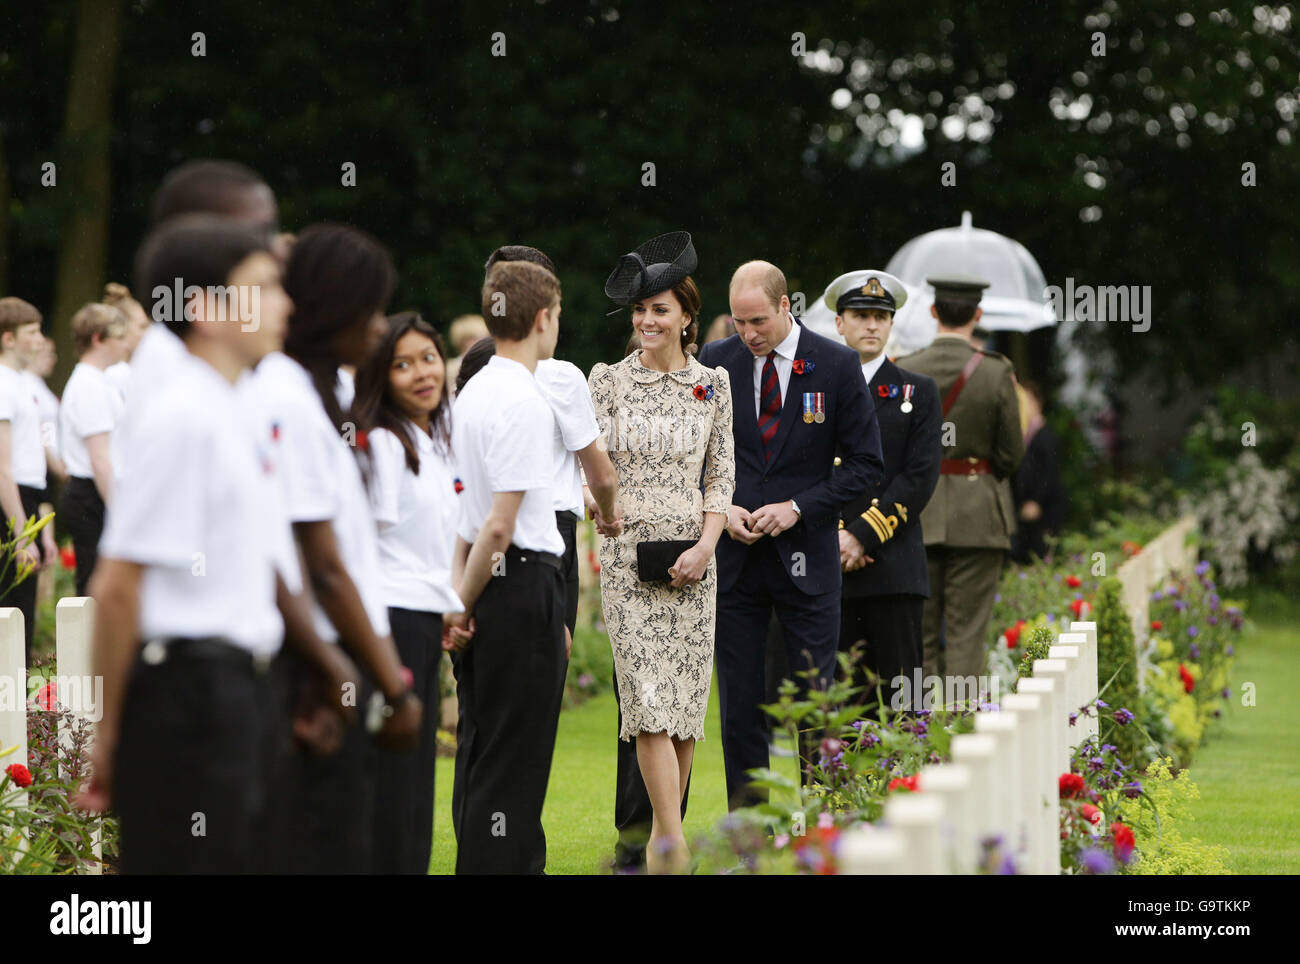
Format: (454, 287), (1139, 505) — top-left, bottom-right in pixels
(877, 384), (890, 398)
(792, 359), (815, 375)
(453, 477), (465, 494)
(693, 383), (714, 401)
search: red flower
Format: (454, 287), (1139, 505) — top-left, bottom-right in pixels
(1080, 804), (1102, 825)
(1066, 574), (1082, 588)
(1070, 597), (1087, 617)
(888, 775), (919, 793)
(1059, 773), (1086, 799)
(59, 545), (76, 570)
(1005, 619), (1026, 648)
(877, 384), (889, 398)
(1178, 664), (1195, 694)
(792, 359), (810, 375)
(1150, 620), (1163, 631)
(35, 681), (57, 711)
(4, 763), (32, 788)
(693, 385), (707, 400)
(1111, 822), (1136, 862)
(1122, 540), (1142, 556)
(588, 550), (601, 575)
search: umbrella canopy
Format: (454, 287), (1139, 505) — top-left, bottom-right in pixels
(885, 211), (1056, 340)
(803, 212), (1055, 357)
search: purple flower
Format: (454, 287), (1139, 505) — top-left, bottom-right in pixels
(1174, 600), (1187, 611)
(1088, 756), (1105, 772)
(1189, 642), (1200, 659)
(1208, 616), (1219, 626)
(994, 593), (1001, 603)
(1225, 606), (1241, 616)
(1069, 712), (1079, 727)
(1018, 571), (1027, 580)
(996, 854), (1018, 875)
(1221, 688), (1231, 700)
(1195, 560), (1210, 576)
(862, 731), (881, 748)
(1187, 625), (1199, 638)
(1114, 708), (1134, 726)
(1080, 847), (1115, 874)
(1096, 698), (1109, 709)
(1226, 645), (1235, 656)
(1047, 613), (1056, 623)
(1208, 594), (1220, 610)
(1151, 590), (1163, 601)
(1123, 780), (1142, 799)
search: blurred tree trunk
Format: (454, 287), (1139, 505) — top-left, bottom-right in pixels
(0, 133), (9, 296)
(50, 0), (122, 386)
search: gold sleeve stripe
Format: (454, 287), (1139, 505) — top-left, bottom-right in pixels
(868, 506), (897, 542)
(860, 509), (890, 543)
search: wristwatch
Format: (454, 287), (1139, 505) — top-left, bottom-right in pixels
(789, 499), (802, 519)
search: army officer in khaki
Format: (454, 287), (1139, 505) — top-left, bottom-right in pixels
(896, 275), (1024, 682)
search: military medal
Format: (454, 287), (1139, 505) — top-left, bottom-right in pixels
(803, 392), (815, 424)
(900, 383), (914, 413)
(814, 392), (825, 423)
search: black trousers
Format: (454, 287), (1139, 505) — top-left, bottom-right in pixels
(115, 639), (271, 874)
(276, 648), (377, 874)
(372, 607), (442, 874)
(838, 593), (925, 712)
(451, 550), (565, 874)
(715, 538), (840, 810)
(59, 476), (103, 596)
(556, 510), (579, 635)
(0, 484), (47, 662)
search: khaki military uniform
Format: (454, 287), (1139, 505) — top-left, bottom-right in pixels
(895, 334), (1024, 681)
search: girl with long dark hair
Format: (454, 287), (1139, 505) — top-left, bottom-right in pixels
(352, 311), (460, 874)
(255, 222), (421, 873)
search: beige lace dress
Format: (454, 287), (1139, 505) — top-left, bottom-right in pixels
(589, 351), (735, 742)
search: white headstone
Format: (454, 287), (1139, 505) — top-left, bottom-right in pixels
(838, 823), (908, 874)
(1000, 692), (1057, 875)
(918, 763), (975, 873)
(0, 609), (27, 810)
(56, 597), (101, 874)
(883, 792), (946, 874)
(974, 712), (1025, 869)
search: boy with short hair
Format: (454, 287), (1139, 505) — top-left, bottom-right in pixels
(445, 260), (567, 874)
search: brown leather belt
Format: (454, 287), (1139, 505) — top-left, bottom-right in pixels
(940, 457), (991, 477)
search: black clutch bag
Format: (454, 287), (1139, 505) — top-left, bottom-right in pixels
(636, 540), (696, 583)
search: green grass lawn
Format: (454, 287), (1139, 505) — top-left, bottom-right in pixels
(1182, 586), (1300, 874)
(429, 676), (727, 874)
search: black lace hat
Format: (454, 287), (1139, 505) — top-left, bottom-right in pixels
(603, 231), (697, 306)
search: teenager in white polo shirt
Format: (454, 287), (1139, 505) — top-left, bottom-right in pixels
(261, 222), (421, 874)
(57, 303), (128, 595)
(81, 216), (301, 873)
(480, 246), (619, 640)
(443, 260), (568, 875)
(100, 282), (153, 403)
(0, 297), (55, 660)
(351, 311), (460, 875)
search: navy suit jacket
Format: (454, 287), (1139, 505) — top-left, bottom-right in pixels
(699, 320), (883, 596)
(839, 359), (941, 599)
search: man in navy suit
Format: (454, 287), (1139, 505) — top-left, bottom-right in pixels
(699, 261), (883, 810)
(826, 271), (941, 713)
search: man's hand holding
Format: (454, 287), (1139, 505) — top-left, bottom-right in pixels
(749, 500), (799, 537)
(726, 505), (763, 544)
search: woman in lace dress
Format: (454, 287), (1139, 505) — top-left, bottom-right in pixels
(589, 232), (734, 873)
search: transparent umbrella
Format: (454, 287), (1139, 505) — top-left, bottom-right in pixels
(884, 211), (1056, 353)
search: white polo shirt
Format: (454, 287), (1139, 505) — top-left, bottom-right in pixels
(0, 365), (47, 489)
(59, 362), (124, 480)
(99, 353), (284, 657)
(368, 420), (463, 614)
(452, 355), (564, 556)
(751, 313), (801, 419)
(534, 358), (600, 516)
(22, 371), (59, 461)
(254, 352), (390, 642)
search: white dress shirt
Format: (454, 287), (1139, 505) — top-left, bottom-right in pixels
(861, 353), (887, 385)
(452, 355), (564, 556)
(0, 365), (47, 489)
(368, 421), (464, 614)
(99, 353), (284, 657)
(752, 313), (802, 419)
(534, 358), (601, 516)
(59, 362), (124, 480)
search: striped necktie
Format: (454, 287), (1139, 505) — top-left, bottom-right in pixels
(759, 351), (781, 461)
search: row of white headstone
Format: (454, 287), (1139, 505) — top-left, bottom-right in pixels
(838, 620), (1100, 874)
(0, 597), (101, 873)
